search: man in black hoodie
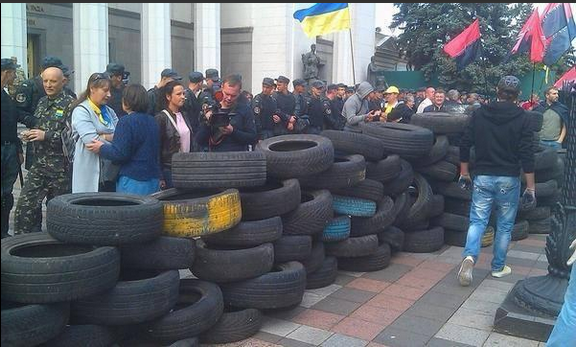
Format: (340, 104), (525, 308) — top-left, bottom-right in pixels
(457, 75), (536, 286)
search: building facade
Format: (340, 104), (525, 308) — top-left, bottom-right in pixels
(2, 3), (379, 93)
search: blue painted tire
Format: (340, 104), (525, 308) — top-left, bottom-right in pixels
(332, 195), (376, 217)
(321, 216), (351, 242)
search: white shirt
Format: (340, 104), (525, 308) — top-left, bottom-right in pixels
(417, 98), (432, 114)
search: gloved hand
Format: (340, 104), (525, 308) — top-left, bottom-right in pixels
(458, 174), (472, 191)
(567, 239), (576, 267)
(520, 188), (536, 211)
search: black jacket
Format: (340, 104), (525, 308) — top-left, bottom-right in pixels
(460, 101), (534, 177)
(533, 101), (569, 124)
(195, 103), (257, 152)
(387, 103), (414, 124)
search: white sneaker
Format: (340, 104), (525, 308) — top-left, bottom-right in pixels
(458, 256), (474, 286)
(491, 265), (512, 278)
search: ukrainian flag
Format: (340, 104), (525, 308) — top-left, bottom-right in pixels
(293, 3), (351, 37)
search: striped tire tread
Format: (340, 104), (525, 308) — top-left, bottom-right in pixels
(416, 160), (458, 182)
(350, 196), (396, 236)
(431, 212), (469, 231)
(202, 217), (283, 248)
(433, 181), (472, 200)
(403, 227), (444, 253)
(428, 194), (445, 218)
(410, 112), (471, 134)
(444, 197), (471, 216)
(325, 235), (379, 258)
(382, 159), (414, 196)
(282, 190), (333, 236)
(528, 217), (551, 234)
(273, 236), (312, 263)
(121, 236), (196, 270)
(321, 130), (384, 161)
(392, 191), (411, 227)
(360, 122), (434, 157)
(332, 195), (377, 217)
(411, 135), (450, 167)
(301, 242), (326, 274)
(406, 173), (433, 223)
(331, 179), (384, 202)
(306, 257), (338, 289)
(44, 325), (117, 347)
(377, 226), (404, 253)
(366, 155), (402, 183)
(240, 179), (301, 220)
(321, 216), (351, 242)
(517, 206), (551, 221)
(200, 308), (262, 344)
(337, 242), (391, 272)
(299, 155), (366, 190)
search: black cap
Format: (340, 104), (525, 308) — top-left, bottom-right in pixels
(42, 56), (63, 70)
(161, 68), (182, 80)
(262, 77), (275, 87)
(61, 65), (74, 77)
(293, 78), (307, 87)
(498, 75), (521, 93)
(337, 83), (347, 89)
(189, 71), (204, 83)
(276, 75), (290, 84)
(1, 58), (19, 71)
(327, 84), (338, 92)
(106, 63), (125, 76)
(311, 80), (325, 89)
(205, 68), (219, 81)
(346, 87), (355, 93)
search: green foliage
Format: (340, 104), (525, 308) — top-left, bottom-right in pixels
(390, 3), (572, 94)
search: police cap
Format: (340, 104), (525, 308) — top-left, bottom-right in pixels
(293, 79), (307, 87)
(42, 56), (63, 70)
(327, 84), (338, 92)
(1, 58), (19, 71)
(205, 68), (220, 82)
(276, 75), (290, 84)
(161, 68), (182, 80)
(106, 63), (125, 76)
(189, 71), (204, 83)
(262, 77), (275, 87)
(337, 83), (347, 89)
(61, 65), (74, 77)
(311, 80), (325, 89)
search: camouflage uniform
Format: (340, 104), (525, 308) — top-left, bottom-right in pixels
(14, 91), (75, 234)
(7, 66), (27, 98)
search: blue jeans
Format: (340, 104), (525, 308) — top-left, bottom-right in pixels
(540, 140), (562, 150)
(463, 175), (520, 271)
(117, 176), (160, 196)
(546, 264), (576, 346)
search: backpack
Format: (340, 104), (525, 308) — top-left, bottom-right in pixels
(61, 105), (86, 165)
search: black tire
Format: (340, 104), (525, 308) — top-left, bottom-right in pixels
(325, 235), (379, 257)
(274, 235), (312, 263)
(382, 159), (414, 196)
(321, 216), (351, 242)
(332, 195), (377, 217)
(1, 302), (69, 347)
(172, 151), (267, 189)
(411, 135), (449, 167)
(528, 217), (552, 234)
(361, 122), (434, 158)
(518, 206), (551, 221)
(332, 179), (384, 202)
(417, 160), (458, 182)
(406, 173), (433, 223)
(433, 181), (472, 200)
(431, 213), (469, 231)
(392, 191), (411, 227)
(444, 197), (471, 216)
(220, 262), (307, 310)
(512, 220), (530, 241)
(170, 337), (199, 347)
(306, 257), (338, 289)
(200, 308), (263, 344)
(531, 180), (558, 198)
(299, 154), (366, 190)
(400, 219), (430, 232)
(71, 270), (180, 326)
(47, 193), (163, 245)
(202, 217), (283, 248)
(301, 242), (326, 274)
(44, 325), (117, 347)
(403, 227), (444, 253)
(121, 236), (196, 270)
(191, 241), (274, 283)
(1, 233), (120, 303)
(350, 196), (396, 236)
(146, 279), (224, 342)
(444, 229), (467, 247)
(410, 112), (471, 134)
(378, 226), (404, 253)
(256, 134), (334, 179)
(445, 145), (460, 166)
(321, 130), (384, 161)
(428, 194), (445, 218)
(282, 190), (333, 236)
(533, 147), (558, 171)
(151, 188), (242, 238)
(338, 242), (391, 272)
(366, 155), (402, 183)
(239, 179), (301, 221)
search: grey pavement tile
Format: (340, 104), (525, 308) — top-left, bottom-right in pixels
(537, 254), (548, 262)
(363, 263), (413, 282)
(483, 332), (540, 347)
(506, 256), (538, 267)
(534, 260), (549, 270)
(337, 270), (366, 277)
(260, 317), (301, 337)
(277, 338), (315, 347)
(402, 302), (457, 322)
(374, 327), (432, 347)
(431, 282), (476, 297)
(388, 314), (444, 337)
(460, 298), (500, 317)
(329, 287), (377, 303)
(253, 331), (284, 344)
(307, 284), (342, 298)
(511, 244), (545, 254)
(265, 306), (307, 320)
(415, 290), (467, 309)
(447, 308), (495, 331)
(311, 296), (363, 316)
(286, 325), (333, 346)
(435, 323), (491, 346)
(494, 272), (528, 284)
(468, 288), (509, 304)
(426, 337), (473, 347)
(320, 333), (369, 347)
(530, 234), (547, 241)
(478, 279), (515, 292)
(300, 292), (327, 308)
(334, 273), (356, 286)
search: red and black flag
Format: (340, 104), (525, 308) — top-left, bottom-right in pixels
(443, 19), (481, 70)
(511, 9), (546, 63)
(541, 3), (576, 66)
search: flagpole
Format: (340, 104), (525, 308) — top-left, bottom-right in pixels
(349, 28), (357, 86)
(530, 62), (536, 103)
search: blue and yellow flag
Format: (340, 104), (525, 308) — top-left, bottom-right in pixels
(293, 3), (351, 37)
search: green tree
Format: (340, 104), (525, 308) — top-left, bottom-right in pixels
(390, 3), (570, 94)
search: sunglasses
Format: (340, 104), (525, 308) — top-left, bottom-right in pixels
(93, 73), (110, 82)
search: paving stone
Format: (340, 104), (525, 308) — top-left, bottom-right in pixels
(312, 296), (363, 316)
(265, 306), (307, 320)
(330, 287), (377, 303)
(390, 254), (424, 267)
(533, 260), (549, 270)
(334, 273), (356, 286)
(286, 325), (333, 346)
(447, 308), (495, 331)
(366, 293), (414, 312)
(277, 338), (315, 347)
(468, 288), (509, 304)
(460, 298), (500, 317)
(349, 303), (403, 326)
(308, 284), (342, 297)
(291, 309), (345, 330)
(380, 283), (427, 301)
(252, 331), (284, 344)
(426, 337), (473, 347)
(373, 327), (432, 347)
(419, 259), (457, 272)
(511, 244), (545, 254)
(300, 292), (327, 308)
(337, 270), (366, 277)
(506, 256), (538, 267)
(483, 332), (540, 347)
(320, 333), (369, 347)
(260, 317), (301, 337)
(402, 302), (457, 322)
(346, 278), (390, 293)
(388, 314), (444, 337)
(363, 263), (413, 282)
(479, 279), (515, 292)
(493, 272), (528, 284)
(237, 338), (282, 347)
(415, 290), (467, 309)
(435, 323), (490, 346)
(395, 274), (439, 291)
(528, 268), (548, 277)
(431, 282), (476, 297)
(331, 317), (386, 341)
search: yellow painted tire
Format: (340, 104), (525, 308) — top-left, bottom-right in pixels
(481, 226), (494, 247)
(151, 188), (242, 238)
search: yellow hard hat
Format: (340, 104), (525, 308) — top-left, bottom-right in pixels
(384, 86), (400, 94)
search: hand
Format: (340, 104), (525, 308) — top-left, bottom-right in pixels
(204, 109), (213, 121)
(374, 110), (382, 117)
(20, 130), (30, 142)
(458, 174), (472, 191)
(568, 239), (576, 266)
(289, 116), (296, 124)
(365, 112), (375, 122)
(85, 139), (104, 154)
(287, 122), (294, 131)
(27, 129), (45, 141)
(272, 115), (281, 123)
(159, 180), (167, 190)
(520, 188), (536, 211)
(219, 124), (234, 135)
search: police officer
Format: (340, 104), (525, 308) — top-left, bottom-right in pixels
(273, 75), (296, 135)
(106, 63), (127, 117)
(147, 68), (182, 115)
(291, 79), (310, 134)
(1, 59), (36, 238)
(183, 71), (204, 137)
(253, 77), (284, 140)
(325, 84), (346, 130)
(307, 80), (336, 134)
(199, 68), (221, 107)
(7, 57), (26, 98)
(14, 67), (75, 234)
(335, 83), (347, 111)
(61, 66), (77, 99)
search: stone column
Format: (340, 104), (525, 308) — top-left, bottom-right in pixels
(1, 3), (28, 77)
(194, 3), (220, 75)
(142, 3), (171, 89)
(73, 3), (109, 93)
(332, 30), (353, 85)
